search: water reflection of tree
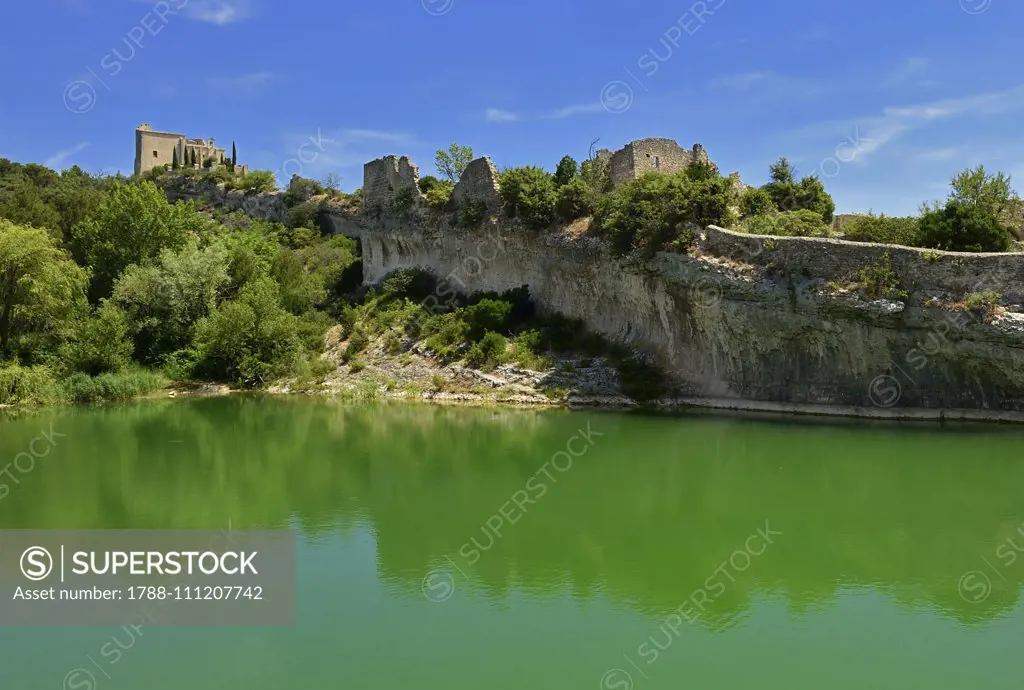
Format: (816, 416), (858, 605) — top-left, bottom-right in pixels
(1, 399), (1021, 626)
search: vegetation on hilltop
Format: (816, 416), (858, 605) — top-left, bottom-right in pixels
(831, 166), (1018, 252)
(0, 141), (1019, 407)
(0, 158), (359, 405)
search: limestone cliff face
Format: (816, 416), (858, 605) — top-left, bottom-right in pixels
(162, 156), (1024, 415)
(323, 155), (1024, 415)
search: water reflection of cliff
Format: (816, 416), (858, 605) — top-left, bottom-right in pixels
(1, 397), (1022, 626)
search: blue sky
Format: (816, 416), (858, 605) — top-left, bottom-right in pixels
(1, 0), (1021, 214)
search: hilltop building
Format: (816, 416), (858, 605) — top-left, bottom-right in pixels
(595, 138), (746, 191)
(133, 123), (247, 176)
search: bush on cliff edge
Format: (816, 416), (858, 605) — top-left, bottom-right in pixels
(590, 169), (737, 255)
(917, 200), (1010, 252)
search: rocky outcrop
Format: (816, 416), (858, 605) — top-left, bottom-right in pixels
(320, 152), (1024, 418)
(194, 155), (1024, 419)
(158, 175), (288, 222)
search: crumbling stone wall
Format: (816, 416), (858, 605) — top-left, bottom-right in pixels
(606, 138), (715, 187)
(363, 155), (421, 209)
(450, 157), (502, 211)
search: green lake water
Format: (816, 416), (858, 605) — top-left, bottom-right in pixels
(1, 397), (1023, 689)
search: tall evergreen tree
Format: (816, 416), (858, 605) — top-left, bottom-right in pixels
(172, 148), (179, 170)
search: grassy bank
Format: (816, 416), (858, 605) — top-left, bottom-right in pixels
(0, 364), (168, 407)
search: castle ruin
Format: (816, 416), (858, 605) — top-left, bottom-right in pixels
(134, 123), (247, 176)
(596, 138), (718, 188)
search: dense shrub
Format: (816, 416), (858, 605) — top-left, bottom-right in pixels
(499, 166), (557, 229)
(285, 200), (322, 230)
(739, 187), (777, 217)
(840, 214), (921, 246)
(0, 364), (62, 405)
(553, 156), (579, 187)
(739, 210), (832, 237)
(464, 299), (514, 341)
(761, 158), (835, 223)
(465, 331), (507, 368)
(591, 172), (737, 254)
(191, 278), (314, 385)
(61, 303), (134, 376)
(61, 368), (166, 403)
(457, 200), (487, 228)
(683, 159), (720, 182)
(227, 170), (277, 194)
(418, 176), (454, 209)
(917, 200), (1010, 252)
(284, 177), (325, 206)
(554, 177), (593, 222)
(381, 268), (439, 303)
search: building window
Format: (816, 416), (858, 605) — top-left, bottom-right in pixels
(652, 155), (660, 169)
(153, 150), (158, 158)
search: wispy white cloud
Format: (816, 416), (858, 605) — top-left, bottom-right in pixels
(207, 71), (276, 95)
(792, 84), (1024, 163)
(133, 0), (256, 24)
(880, 57), (930, 89)
(544, 102), (605, 119)
(45, 142), (90, 169)
(485, 108), (520, 123)
(485, 101), (606, 123)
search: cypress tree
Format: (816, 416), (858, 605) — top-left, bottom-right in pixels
(172, 148), (179, 170)
(231, 142), (237, 168)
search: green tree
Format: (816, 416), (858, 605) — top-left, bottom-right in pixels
(192, 277), (309, 385)
(554, 177), (593, 222)
(580, 157), (609, 193)
(236, 170), (277, 194)
(322, 173), (342, 194)
(949, 165), (1016, 218)
(683, 159), (720, 182)
(761, 157), (835, 223)
(739, 187), (776, 217)
(172, 148), (180, 170)
(418, 175), (454, 209)
(232, 142), (237, 168)
(110, 239), (230, 364)
(271, 249), (327, 314)
(435, 143), (474, 183)
(769, 157), (796, 184)
(917, 200), (1010, 252)
(61, 302), (134, 375)
(553, 155), (579, 187)
(0, 179), (62, 232)
(498, 167), (557, 229)
(795, 176), (835, 224)
(73, 180), (211, 301)
(0, 219), (88, 356)
(739, 209), (832, 237)
(592, 171), (738, 255)
(44, 168), (106, 243)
